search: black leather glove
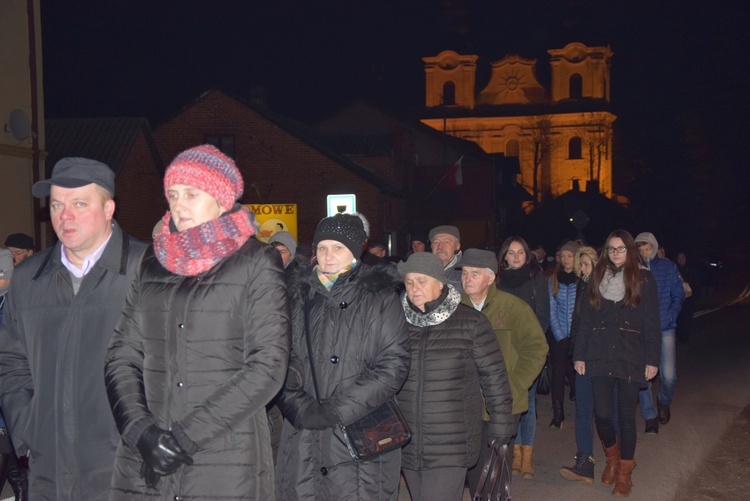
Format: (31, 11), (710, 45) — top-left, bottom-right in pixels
(136, 425), (194, 476)
(140, 462), (161, 489)
(296, 402), (338, 430)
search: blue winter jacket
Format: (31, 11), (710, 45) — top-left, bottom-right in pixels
(549, 279), (577, 342)
(644, 256), (685, 330)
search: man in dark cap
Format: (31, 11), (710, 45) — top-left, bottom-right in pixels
(429, 224), (463, 292)
(4, 233), (34, 266)
(0, 157), (148, 500)
(458, 249), (548, 484)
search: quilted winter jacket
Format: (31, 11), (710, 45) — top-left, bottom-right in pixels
(573, 270), (661, 383)
(0, 223), (147, 501)
(275, 264), (410, 501)
(462, 286), (548, 415)
(549, 278), (578, 341)
(643, 256), (686, 330)
(105, 238), (291, 500)
(399, 287), (514, 471)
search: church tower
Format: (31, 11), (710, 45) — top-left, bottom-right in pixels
(423, 51), (478, 108)
(548, 43), (612, 103)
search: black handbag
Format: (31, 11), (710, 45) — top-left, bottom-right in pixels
(473, 439), (511, 501)
(536, 354), (551, 395)
(303, 299), (411, 461)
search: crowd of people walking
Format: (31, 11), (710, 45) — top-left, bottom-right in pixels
(0, 145), (690, 500)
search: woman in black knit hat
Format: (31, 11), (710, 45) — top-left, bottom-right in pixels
(275, 212), (411, 501)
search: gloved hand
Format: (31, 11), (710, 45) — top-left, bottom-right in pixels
(140, 462), (161, 489)
(136, 425), (194, 476)
(296, 401), (338, 430)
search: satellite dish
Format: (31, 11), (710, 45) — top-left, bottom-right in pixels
(9, 109), (33, 141)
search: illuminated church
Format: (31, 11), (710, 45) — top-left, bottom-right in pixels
(421, 43), (616, 206)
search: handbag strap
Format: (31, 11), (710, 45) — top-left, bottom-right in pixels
(303, 296), (323, 404)
(473, 440), (512, 501)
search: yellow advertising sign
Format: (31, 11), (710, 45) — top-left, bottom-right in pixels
(246, 204), (298, 243)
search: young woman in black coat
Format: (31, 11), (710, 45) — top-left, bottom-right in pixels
(573, 230), (661, 497)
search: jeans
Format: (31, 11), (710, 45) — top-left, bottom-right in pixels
(591, 376), (641, 460)
(515, 380), (538, 446)
(574, 372), (594, 455)
(639, 328), (677, 419)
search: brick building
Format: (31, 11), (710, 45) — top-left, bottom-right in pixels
(153, 90), (407, 255)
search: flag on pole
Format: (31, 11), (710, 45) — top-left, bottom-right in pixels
(447, 155), (464, 186)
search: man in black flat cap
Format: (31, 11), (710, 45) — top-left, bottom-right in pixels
(0, 157), (148, 500)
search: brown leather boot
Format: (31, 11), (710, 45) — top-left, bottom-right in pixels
(512, 444), (522, 475)
(612, 459), (636, 496)
(521, 445), (535, 478)
(601, 440), (620, 486)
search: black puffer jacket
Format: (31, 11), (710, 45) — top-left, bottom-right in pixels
(399, 286), (514, 471)
(573, 269), (661, 383)
(275, 263), (410, 501)
(105, 238), (291, 500)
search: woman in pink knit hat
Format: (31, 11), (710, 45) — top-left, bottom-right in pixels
(105, 145), (291, 499)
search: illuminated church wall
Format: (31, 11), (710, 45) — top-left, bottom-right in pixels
(421, 43), (615, 202)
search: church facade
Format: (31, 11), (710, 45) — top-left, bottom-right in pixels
(421, 42), (616, 206)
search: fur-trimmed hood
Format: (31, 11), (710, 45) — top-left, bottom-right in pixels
(286, 262), (402, 301)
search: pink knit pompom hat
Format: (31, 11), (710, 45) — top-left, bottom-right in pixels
(163, 144), (243, 209)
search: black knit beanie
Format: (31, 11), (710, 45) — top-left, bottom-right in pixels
(313, 213), (367, 257)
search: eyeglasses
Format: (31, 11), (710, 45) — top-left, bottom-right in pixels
(606, 246), (627, 254)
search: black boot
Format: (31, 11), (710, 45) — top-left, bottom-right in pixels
(657, 400), (671, 425)
(0, 451), (10, 493)
(6, 453), (28, 501)
(550, 400), (564, 429)
(559, 451), (595, 484)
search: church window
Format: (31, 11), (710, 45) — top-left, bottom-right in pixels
(442, 81), (456, 105)
(568, 137), (582, 159)
(569, 74), (583, 99)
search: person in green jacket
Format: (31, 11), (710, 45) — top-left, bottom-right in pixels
(460, 249), (549, 488)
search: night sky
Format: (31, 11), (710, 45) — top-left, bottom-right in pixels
(39, 0), (750, 251)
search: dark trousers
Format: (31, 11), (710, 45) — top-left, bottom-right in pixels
(550, 336), (576, 403)
(591, 376), (641, 460)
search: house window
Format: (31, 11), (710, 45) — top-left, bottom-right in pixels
(568, 137), (582, 159)
(205, 135), (235, 158)
(569, 74), (583, 99)
(442, 81), (456, 105)
(506, 139), (519, 157)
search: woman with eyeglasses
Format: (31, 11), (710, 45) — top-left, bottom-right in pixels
(572, 230), (661, 496)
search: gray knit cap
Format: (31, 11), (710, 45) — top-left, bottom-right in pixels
(560, 241), (580, 255)
(269, 230), (297, 258)
(313, 213), (367, 257)
(397, 252), (447, 284)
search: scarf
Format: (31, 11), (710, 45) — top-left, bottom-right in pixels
(315, 262), (356, 291)
(501, 265), (532, 289)
(154, 204), (255, 276)
(401, 284), (461, 327)
(599, 268), (626, 302)
(557, 269), (577, 285)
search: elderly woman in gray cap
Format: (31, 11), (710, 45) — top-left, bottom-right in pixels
(397, 252), (514, 501)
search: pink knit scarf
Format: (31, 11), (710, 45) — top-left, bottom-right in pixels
(154, 205), (255, 276)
